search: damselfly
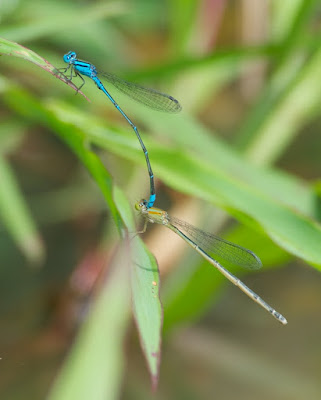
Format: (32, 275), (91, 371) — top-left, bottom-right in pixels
(61, 51), (181, 208)
(135, 200), (287, 325)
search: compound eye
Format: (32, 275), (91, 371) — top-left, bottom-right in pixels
(66, 51), (76, 61)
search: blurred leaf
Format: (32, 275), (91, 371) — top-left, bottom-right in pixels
(114, 187), (162, 388)
(163, 258), (223, 332)
(0, 120), (27, 154)
(172, 57), (239, 113)
(244, 46), (321, 165)
(2, 82), (123, 234)
(132, 106), (316, 220)
(80, 150), (124, 234)
(224, 224), (291, 268)
(53, 125), (124, 235)
(168, 0), (199, 53)
(47, 239), (131, 400)
(126, 43), (280, 81)
(0, 2), (126, 43)
(0, 155), (44, 264)
(237, 0), (321, 153)
(271, 0), (319, 59)
(271, 0), (306, 40)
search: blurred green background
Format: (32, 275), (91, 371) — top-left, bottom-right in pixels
(1, 0), (321, 399)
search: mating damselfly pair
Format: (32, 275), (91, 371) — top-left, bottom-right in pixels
(61, 52), (287, 325)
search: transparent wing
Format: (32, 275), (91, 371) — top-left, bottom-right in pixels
(97, 71), (181, 113)
(169, 216), (262, 270)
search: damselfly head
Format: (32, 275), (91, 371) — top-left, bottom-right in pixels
(135, 199), (148, 213)
(63, 51), (77, 64)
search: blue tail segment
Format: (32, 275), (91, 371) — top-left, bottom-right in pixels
(147, 194), (156, 209)
(62, 51), (181, 209)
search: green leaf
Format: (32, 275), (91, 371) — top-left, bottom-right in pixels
(47, 240), (131, 400)
(168, 0), (199, 53)
(114, 187), (162, 388)
(237, 0), (321, 156)
(79, 150), (124, 235)
(2, 84), (123, 233)
(125, 43), (281, 82)
(244, 46), (321, 165)
(0, 155), (44, 264)
(132, 107), (315, 219)
(46, 186), (162, 394)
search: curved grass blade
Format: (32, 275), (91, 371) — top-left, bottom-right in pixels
(0, 37), (89, 100)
